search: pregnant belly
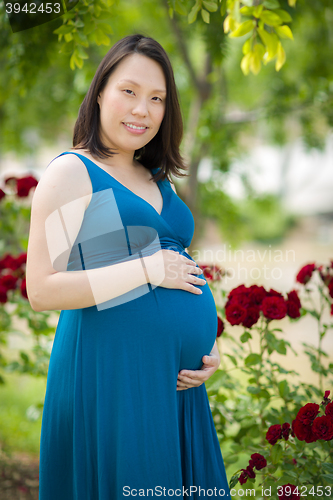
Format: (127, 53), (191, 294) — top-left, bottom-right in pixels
(151, 279), (218, 371)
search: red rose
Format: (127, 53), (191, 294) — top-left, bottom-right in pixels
(228, 284), (248, 299)
(225, 302), (247, 326)
(0, 254), (21, 271)
(328, 281), (333, 299)
(217, 316), (224, 338)
(245, 466), (255, 478)
(229, 292), (251, 308)
(267, 288), (283, 298)
(238, 471), (248, 485)
(287, 290), (301, 308)
(296, 403), (320, 425)
(325, 403), (333, 421)
(249, 285), (267, 305)
(292, 419), (317, 443)
(278, 484), (300, 499)
(282, 422), (291, 440)
(296, 263), (315, 285)
(20, 278), (28, 299)
(312, 415), (333, 441)
(0, 274), (18, 290)
(286, 291), (301, 318)
(331, 303), (333, 316)
(16, 175), (38, 197)
(266, 424), (282, 445)
(324, 390), (331, 400)
(242, 306), (260, 328)
(261, 296), (287, 320)
(0, 284), (8, 303)
(16, 252), (27, 267)
(0, 188), (5, 201)
(249, 453), (267, 470)
(292, 458), (297, 465)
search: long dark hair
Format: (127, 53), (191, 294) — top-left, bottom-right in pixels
(73, 34), (188, 182)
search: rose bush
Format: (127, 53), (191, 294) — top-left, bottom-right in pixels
(201, 260), (333, 496)
(0, 173), (55, 385)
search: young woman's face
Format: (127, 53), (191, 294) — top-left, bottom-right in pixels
(97, 53), (167, 157)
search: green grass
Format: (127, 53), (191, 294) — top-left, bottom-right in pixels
(0, 373), (46, 456)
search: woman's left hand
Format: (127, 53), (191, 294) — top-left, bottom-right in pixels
(176, 340), (220, 391)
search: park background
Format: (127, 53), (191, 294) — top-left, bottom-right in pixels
(0, 0), (333, 498)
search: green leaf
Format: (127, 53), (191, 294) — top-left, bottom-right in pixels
(188, 0), (200, 23)
(96, 22), (113, 34)
(175, 0), (187, 16)
(229, 474), (240, 489)
(278, 379), (290, 398)
(240, 331), (252, 342)
(260, 10), (284, 26)
(229, 19), (255, 37)
(240, 53), (251, 75)
(64, 32), (73, 42)
(94, 28), (110, 46)
(257, 27), (279, 60)
(276, 340), (287, 355)
(275, 25), (294, 40)
(275, 41), (286, 71)
(74, 19), (85, 28)
(239, 6), (254, 16)
(322, 463), (333, 474)
(220, 0), (227, 16)
(275, 9), (292, 22)
(225, 354), (238, 366)
(323, 473), (333, 483)
(201, 8), (210, 23)
(76, 45), (89, 59)
(70, 52), (76, 71)
(247, 386), (261, 394)
(245, 353), (261, 366)
(203, 1), (218, 13)
(271, 443), (283, 464)
(263, 0), (280, 9)
(253, 5), (264, 18)
(54, 24), (74, 35)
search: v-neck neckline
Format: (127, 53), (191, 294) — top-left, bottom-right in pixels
(67, 152), (165, 218)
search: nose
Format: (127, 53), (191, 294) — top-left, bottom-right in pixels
(132, 98), (148, 117)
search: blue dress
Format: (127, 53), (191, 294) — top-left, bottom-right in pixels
(39, 151), (231, 499)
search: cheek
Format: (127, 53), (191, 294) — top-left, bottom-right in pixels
(101, 94), (127, 120)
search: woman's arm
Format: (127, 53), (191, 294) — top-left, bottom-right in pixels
(26, 155), (154, 311)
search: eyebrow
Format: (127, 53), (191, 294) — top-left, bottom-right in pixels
(118, 79), (167, 94)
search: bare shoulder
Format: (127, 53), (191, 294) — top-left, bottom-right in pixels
(32, 153), (92, 214)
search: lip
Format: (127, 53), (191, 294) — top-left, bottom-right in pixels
(122, 122), (149, 135)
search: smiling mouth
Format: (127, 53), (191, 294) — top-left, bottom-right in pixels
(123, 122), (148, 130)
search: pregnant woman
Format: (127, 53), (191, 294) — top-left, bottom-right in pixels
(26, 34), (231, 499)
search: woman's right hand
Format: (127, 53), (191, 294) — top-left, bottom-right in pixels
(143, 249), (206, 295)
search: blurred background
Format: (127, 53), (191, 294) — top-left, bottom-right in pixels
(0, 0), (332, 497)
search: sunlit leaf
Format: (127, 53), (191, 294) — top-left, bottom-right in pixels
(260, 10), (284, 26)
(229, 19), (255, 38)
(203, 0), (218, 13)
(201, 8), (210, 23)
(275, 41), (286, 70)
(275, 25), (294, 40)
(275, 9), (293, 22)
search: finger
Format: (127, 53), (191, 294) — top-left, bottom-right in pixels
(178, 374), (202, 385)
(188, 275), (206, 285)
